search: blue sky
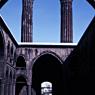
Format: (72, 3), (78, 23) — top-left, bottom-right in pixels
(0, 0), (95, 43)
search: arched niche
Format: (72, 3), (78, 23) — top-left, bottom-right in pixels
(11, 44), (14, 56)
(7, 41), (10, 55)
(16, 76), (28, 95)
(32, 52), (64, 95)
(16, 56), (26, 69)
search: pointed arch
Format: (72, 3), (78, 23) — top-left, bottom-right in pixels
(33, 51), (63, 65)
(16, 55), (26, 68)
(32, 51), (64, 95)
(16, 75), (28, 95)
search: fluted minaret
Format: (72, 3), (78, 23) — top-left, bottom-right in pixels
(21, 0), (34, 42)
(60, 0), (73, 43)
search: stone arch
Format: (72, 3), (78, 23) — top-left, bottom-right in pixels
(16, 74), (28, 83)
(33, 50), (63, 65)
(32, 51), (64, 95)
(0, 29), (5, 60)
(16, 55), (26, 68)
(15, 75), (28, 95)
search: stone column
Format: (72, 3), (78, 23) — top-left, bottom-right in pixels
(12, 83), (15, 95)
(28, 85), (32, 95)
(9, 81), (13, 95)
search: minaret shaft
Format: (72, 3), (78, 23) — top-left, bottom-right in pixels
(60, 0), (73, 43)
(21, 0), (33, 42)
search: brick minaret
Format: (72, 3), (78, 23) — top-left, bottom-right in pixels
(60, 0), (73, 43)
(21, 0), (34, 42)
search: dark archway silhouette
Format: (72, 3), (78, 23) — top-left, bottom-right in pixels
(7, 41), (10, 55)
(16, 56), (26, 68)
(32, 53), (64, 95)
(16, 76), (27, 95)
(11, 45), (13, 56)
(0, 31), (4, 59)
